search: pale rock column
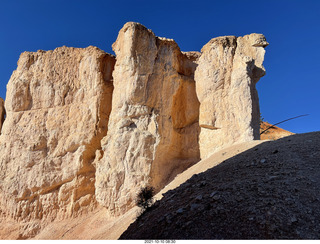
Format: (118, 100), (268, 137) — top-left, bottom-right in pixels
(0, 46), (115, 238)
(95, 22), (200, 216)
(195, 34), (268, 159)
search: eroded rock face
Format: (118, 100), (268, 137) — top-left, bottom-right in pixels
(195, 34), (268, 159)
(0, 22), (268, 239)
(95, 22), (200, 216)
(0, 98), (4, 133)
(0, 46), (115, 238)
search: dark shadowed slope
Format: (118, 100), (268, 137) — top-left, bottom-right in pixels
(120, 132), (320, 240)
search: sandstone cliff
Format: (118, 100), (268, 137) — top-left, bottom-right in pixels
(95, 22), (201, 216)
(0, 46), (115, 238)
(0, 22), (268, 239)
(195, 34), (268, 159)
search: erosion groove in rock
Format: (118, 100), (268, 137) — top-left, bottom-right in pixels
(195, 34), (268, 159)
(95, 22), (201, 216)
(0, 46), (115, 238)
(0, 98), (4, 134)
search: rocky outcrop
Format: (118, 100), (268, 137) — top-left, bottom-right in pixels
(95, 22), (200, 216)
(0, 22), (268, 239)
(0, 98), (4, 133)
(0, 46), (115, 238)
(260, 121), (294, 140)
(195, 34), (268, 159)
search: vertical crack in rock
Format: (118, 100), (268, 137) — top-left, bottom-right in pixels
(95, 22), (201, 216)
(0, 46), (115, 238)
(195, 34), (268, 159)
(0, 97), (5, 134)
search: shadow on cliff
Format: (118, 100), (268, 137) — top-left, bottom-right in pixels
(120, 131), (320, 239)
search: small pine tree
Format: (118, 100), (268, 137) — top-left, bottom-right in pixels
(136, 186), (155, 210)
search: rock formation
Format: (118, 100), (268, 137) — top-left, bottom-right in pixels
(195, 34), (268, 159)
(0, 46), (115, 238)
(0, 22), (268, 239)
(0, 98), (4, 133)
(260, 121), (294, 140)
(95, 22), (200, 216)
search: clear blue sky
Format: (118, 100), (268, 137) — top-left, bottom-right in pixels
(0, 0), (319, 133)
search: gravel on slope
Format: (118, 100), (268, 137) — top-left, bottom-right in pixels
(120, 132), (320, 240)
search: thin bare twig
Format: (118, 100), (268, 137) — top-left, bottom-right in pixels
(260, 114), (309, 135)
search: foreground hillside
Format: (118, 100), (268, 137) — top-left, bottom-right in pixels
(121, 132), (320, 239)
